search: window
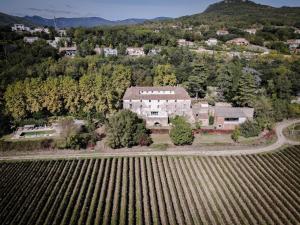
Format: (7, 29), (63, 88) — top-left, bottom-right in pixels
(129, 104), (132, 109)
(157, 105), (160, 108)
(149, 100), (151, 102)
(151, 111), (158, 116)
(175, 100), (177, 102)
(224, 118), (239, 122)
(140, 99), (142, 102)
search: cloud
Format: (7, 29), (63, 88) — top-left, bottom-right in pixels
(28, 7), (79, 15)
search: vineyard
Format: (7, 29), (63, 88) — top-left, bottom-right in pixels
(0, 146), (300, 225)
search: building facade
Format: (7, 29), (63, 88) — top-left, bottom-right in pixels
(126, 47), (145, 57)
(123, 86), (193, 126)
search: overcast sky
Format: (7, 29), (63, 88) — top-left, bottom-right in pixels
(1, 0), (300, 20)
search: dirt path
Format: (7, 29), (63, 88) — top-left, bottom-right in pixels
(0, 119), (299, 161)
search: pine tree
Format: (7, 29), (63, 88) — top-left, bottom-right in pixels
(234, 73), (257, 107)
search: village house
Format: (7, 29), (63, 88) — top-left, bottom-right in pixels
(287, 39), (300, 49)
(103, 47), (118, 57)
(123, 86), (193, 126)
(59, 46), (77, 57)
(205, 38), (218, 46)
(226, 38), (250, 46)
(212, 106), (254, 130)
(216, 29), (229, 36)
(11, 24), (31, 32)
(177, 39), (195, 47)
(193, 48), (214, 55)
(148, 48), (161, 56)
(126, 47), (145, 57)
(57, 29), (67, 37)
(244, 28), (257, 35)
(23, 36), (39, 44)
(294, 29), (300, 34)
(47, 37), (70, 48)
(31, 27), (50, 34)
(192, 102), (210, 126)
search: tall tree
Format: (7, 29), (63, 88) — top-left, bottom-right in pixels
(153, 64), (177, 86)
(233, 73), (257, 107)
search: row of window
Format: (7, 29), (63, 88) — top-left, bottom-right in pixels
(129, 99), (177, 103)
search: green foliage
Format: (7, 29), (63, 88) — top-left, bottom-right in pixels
(170, 116), (194, 145)
(240, 120), (261, 138)
(209, 115), (214, 126)
(0, 139), (54, 152)
(231, 127), (240, 142)
(153, 64), (177, 86)
(233, 73), (257, 107)
(289, 104), (300, 118)
(106, 110), (152, 149)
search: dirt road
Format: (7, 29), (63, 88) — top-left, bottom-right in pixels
(0, 119), (299, 161)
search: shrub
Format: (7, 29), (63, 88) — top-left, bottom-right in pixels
(209, 115), (214, 125)
(231, 127), (240, 142)
(240, 120), (261, 138)
(170, 116), (194, 145)
(0, 139), (54, 152)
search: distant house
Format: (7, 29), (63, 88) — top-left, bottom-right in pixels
(12, 24), (31, 32)
(177, 39), (195, 47)
(192, 102), (210, 126)
(23, 36), (39, 44)
(126, 47), (145, 57)
(294, 29), (300, 34)
(47, 37), (70, 48)
(123, 86), (193, 126)
(57, 29), (67, 37)
(59, 46), (77, 57)
(216, 29), (229, 36)
(148, 48), (161, 56)
(244, 29), (257, 35)
(31, 27), (50, 34)
(205, 38), (218, 46)
(287, 39), (300, 49)
(226, 38), (250, 46)
(213, 107), (254, 130)
(103, 47), (118, 57)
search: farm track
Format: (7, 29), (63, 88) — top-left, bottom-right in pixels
(0, 146), (300, 225)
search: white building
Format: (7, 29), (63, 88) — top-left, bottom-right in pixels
(126, 47), (145, 57)
(287, 39), (300, 49)
(59, 46), (77, 57)
(123, 86), (193, 126)
(205, 38), (218, 46)
(23, 36), (39, 44)
(148, 48), (161, 56)
(31, 27), (50, 34)
(244, 29), (257, 35)
(226, 38), (250, 46)
(216, 29), (229, 36)
(12, 24), (31, 32)
(58, 29), (67, 37)
(177, 39), (195, 47)
(47, 37), (70, 48)
(103, 47), (118, 57)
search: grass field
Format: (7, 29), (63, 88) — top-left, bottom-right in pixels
(0, 146), (300, 225)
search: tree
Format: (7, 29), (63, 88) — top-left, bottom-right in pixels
(170, 116), (194, 145)
(106, 110), (151, 149)
(42, 77), (63, 114)
(183, 75), (206, 99)
(233, 73), (257, 107)
(79, 74), (96, 113)
(240, 120), (261, 138)
(153, 64), (177, 86)
(61, 76), (80, 114)
(4, 81), (27, 119)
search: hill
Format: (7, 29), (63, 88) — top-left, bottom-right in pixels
(24, 15), (171, 28)
(0, 12), (33, 27)
(175, 0), (300, 28)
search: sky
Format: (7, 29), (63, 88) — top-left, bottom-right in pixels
(1, 0), (300, 20)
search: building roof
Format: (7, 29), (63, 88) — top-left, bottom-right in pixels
(123, 86), (191, 100)
(215, 107), (254, 118)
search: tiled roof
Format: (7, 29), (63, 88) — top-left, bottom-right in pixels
(215, 107), (254, 118)
(123, 86), (191, 100)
